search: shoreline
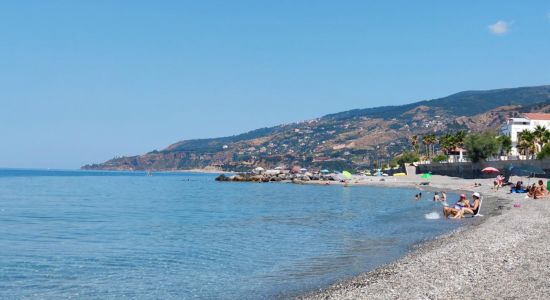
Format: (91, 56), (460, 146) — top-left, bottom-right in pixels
(293, 175), (550, 299)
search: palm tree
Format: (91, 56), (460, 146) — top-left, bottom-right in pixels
(454, 131), (466, 149)
(543, 130), (550, 146)
(518, 129), (535, 158)
(532, 125), (549, 153)
(439, 134), (456, 154)
(428, 134), (438, 157)
(410, 135), (418, 153)
(422, 135), (430, 158)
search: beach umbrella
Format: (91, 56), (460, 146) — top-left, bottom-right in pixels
(481, 167), (500, 174)
(342, 170), (353, 179)
(421, 173), (432, 179)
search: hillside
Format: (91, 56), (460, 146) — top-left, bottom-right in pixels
(82, 85), (550, 171)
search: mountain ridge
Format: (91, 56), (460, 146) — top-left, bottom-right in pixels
(83, 85), (550, 171)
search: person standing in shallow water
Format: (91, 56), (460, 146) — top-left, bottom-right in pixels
(441, 191), (447, 202)
(433, 192), (440, 201)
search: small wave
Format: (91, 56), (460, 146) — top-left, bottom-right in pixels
(424, 211), (440, 220)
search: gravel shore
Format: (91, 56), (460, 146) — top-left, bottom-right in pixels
(296, 175), (550, 299)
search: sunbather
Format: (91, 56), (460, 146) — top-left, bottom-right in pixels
(454, 192), (481, 218)
(443, 194), (469, 219)
(531, 180), (548, 199)
(510, 181), (526, 193)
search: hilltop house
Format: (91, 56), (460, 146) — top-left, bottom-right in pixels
(501, 113), (550, 156)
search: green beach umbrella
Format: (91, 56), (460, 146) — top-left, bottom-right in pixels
(342, 170), (353, 179)
(421, 173), (432, 179)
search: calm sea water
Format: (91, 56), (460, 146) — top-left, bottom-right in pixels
(0, 169), (460, 299)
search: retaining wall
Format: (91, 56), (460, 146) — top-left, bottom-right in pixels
(416, 159), (550, 179)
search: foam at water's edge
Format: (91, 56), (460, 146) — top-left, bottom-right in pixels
(424, 211), (441, 219)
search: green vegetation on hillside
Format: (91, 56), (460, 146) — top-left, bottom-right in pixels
(83, 85), (550, 171)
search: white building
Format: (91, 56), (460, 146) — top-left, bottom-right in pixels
(501, 113), (550, 155)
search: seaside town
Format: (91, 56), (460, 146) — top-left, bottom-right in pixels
(216, 112), (550, 184)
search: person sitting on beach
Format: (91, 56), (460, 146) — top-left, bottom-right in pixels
(443, 194), (469, 219)
(433, 192), (440, 202)
(531, 180), (548, 199)
(454, 192), (481, 218)
(493, 175), (504, 190)
(527, 183), (537, 198)
(510, 181), (525, 193)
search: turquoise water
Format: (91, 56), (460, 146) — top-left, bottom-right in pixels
(0, 169), (459, 299)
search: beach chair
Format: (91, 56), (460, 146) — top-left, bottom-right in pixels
(466, 197), (483, 217)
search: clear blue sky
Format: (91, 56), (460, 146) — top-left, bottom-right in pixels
(1, 1), (550, 169)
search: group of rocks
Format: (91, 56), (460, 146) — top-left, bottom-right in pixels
(215, 173), (336, 183)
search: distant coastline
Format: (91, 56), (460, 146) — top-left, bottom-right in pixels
(81, 85), (550, 174)
(80, 166), (227, 174)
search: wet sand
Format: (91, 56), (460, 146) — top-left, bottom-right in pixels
(296, 175), (550, 299)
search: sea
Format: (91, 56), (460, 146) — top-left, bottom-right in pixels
(0, 169), (461, 299)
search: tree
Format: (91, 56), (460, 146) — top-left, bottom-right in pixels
(543, 130), (550, 146)
(532, 125), (549, 153)
(422, 135), (430, 158)
(439, 134), (456, 154)
(395, 151), (420, 165)
(432, 154), (448, 163)
(454, 131), (466, 149)
(518, 129), (535, 157)
(428, 134), (438, 157)
(537, 143), (550, 160)
(496, 135), (512, 156)
(410, 135), (418, 153)
(463, 132), (500, 163)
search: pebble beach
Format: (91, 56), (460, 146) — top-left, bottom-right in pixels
(297, 175), (550, 299)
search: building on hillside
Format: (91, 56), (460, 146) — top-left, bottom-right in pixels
(501, 113), (550, 156)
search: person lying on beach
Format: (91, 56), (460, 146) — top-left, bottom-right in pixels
(443, 194), (469, 219)
(465, 183), (482, 188)
(433, 192), (440, 202)
(454, 192), (481, 218)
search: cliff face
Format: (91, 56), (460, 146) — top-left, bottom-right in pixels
(82, 85), (550, 171)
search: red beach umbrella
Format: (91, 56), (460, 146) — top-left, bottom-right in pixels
(481, 167), (500, 174)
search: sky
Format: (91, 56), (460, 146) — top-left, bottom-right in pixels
(1, 1), (550, 169)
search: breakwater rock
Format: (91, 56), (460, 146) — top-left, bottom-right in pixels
(215, 173), (336, 183)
